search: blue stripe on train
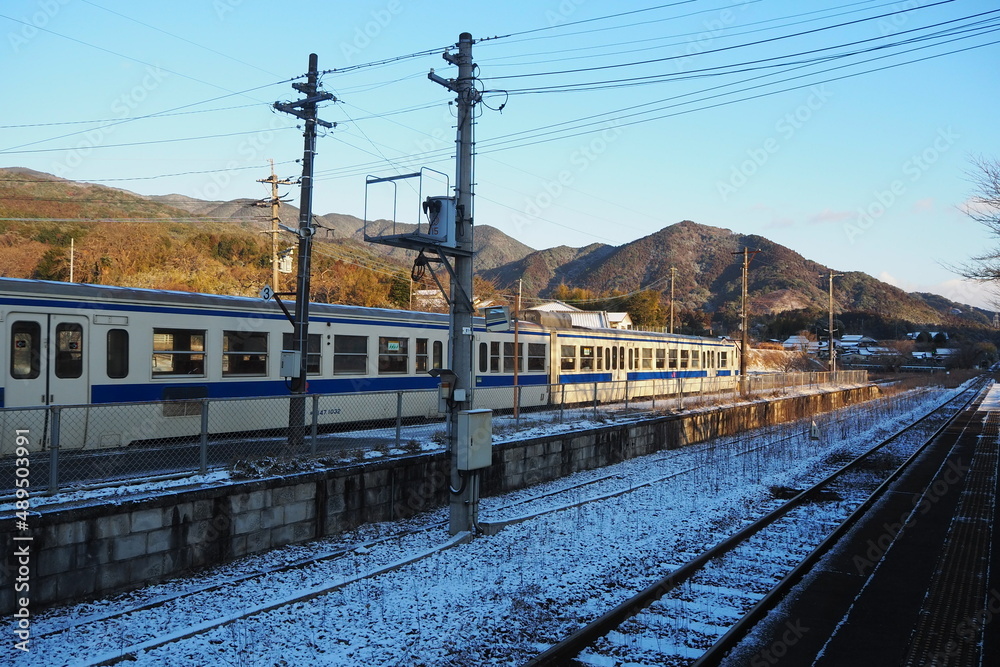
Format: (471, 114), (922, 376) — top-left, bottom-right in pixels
(90, 376), (442, 403)
(474, 374), (549, 387)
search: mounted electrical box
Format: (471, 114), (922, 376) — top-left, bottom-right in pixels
(429, 368), (457, 414)
(457, 409), (492, 470)
(422, 195), (458, 248)
(280, 350), (301, 377)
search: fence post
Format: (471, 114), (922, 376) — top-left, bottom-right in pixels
(47, 406), (60, 496)
(625, 378), (630, 413)
(593, 381), (599, 419)
(395, 391), (403, 449)
(199, 399), (209, 475)
(559, 383), (565, 423)
(311, 394), (320, 455)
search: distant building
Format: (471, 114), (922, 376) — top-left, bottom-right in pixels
(782, 335), (811, 351)
(607, 312), (633, 330)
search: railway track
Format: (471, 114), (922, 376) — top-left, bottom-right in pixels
(521, 379), (987, 666)
(21, 384), (965, 666)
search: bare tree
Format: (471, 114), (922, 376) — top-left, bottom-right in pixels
(958, 156), (1000, 285)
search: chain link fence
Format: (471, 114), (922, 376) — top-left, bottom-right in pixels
(0, 371), (869, 497)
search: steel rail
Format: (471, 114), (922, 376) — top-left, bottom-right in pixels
(690, 377), (987, 666)
(521, 379), (987, 667)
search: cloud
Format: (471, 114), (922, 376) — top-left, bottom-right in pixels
(912, 197), (934, 212)
(808, 208), (853, 224)
(882, 271), (999, 310)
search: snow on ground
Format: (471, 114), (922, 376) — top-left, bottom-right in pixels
(15, 384), (965, 667)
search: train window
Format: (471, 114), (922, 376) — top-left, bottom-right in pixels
(223, 331), (268, 376)
(490, 342), (500, 373)
(604, 347), (610, 371)
(528, 343), (546, 371)
(669, 349), (678, 369)
(612, 346), (617, 370)
(641, 348), (652, 370)
(54, 323), (84, 379)
(560, 345), (576, 371)
(479, 342), (488, 373)
(433, 340), (443, 370)
(620, 346), (625, 370)
(107, 329), (129, 379)
(283, 333), (322, 374)
(10, 321), (40, 380)
(416, 338), (429, 373)
(720, 351), (728, 368)
(152, 329), (205, 377)
(656, 348), (666, 370)
(333, 335), (367, 374)
(503, 342), (522, 373)
(680, 349), (689, 369)
(580, 346), (594, 371)
(627, 348), (634, 370)
(691, 350), (700, 369)
(596, 346), (603, 371)
(378, 337), (408, 374)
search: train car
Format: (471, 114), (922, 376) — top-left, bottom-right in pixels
(0, 278), (738, 452)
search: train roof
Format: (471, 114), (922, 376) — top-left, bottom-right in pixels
(0, 277), (732, 344)
(0, 277), (449, 325)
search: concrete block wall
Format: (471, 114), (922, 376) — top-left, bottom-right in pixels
(0, 385), (878, 614)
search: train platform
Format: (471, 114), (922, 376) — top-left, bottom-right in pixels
(723, 382), (1000, 667)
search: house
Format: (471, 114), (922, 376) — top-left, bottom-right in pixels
(782, 335), (811, 351)
(607, 312), (633, 330)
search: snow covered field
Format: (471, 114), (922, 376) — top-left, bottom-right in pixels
(15, 385), (963, 666)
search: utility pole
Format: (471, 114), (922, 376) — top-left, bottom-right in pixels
(274, 53), (334, 446)
(669, 267), (676, 334)
(429, 33), (480, 535)
(257, 159), (294, 291)
(828, 272), (843, 373)
(513, 278), (521, 420)
(733, 248), (761, 395)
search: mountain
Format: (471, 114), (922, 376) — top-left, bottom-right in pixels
(147, 194), (534, 273)
(485, 220), (983, 328)
(2, 169), (992, 330)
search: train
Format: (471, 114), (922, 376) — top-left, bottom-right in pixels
(0, 278), (740, 452)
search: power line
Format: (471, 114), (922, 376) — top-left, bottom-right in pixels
(482, 1), (699, 42)
(0, 127), (298, 155)
(479, 0), (893, 66)
(484, 0), (957, 81)
(0, 103), (265, 130)
(78, 0), (282, 77)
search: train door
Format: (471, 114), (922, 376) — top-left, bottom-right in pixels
(6, 313), (89, 407)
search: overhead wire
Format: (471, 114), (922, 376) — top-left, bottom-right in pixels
(77, 0), (283, 77)
(479, 0), (893, 65)
(484, 0), (957, 81)
(498, 12), (1000, 94)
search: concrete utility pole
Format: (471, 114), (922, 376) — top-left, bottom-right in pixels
(828, 272), (843, 373)
(429, 32), (480, 535)
(274, 53), (334, 446)
(733, 248), (761, 395)
(257, 159), (294, 290)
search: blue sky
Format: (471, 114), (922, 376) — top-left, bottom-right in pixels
(2, 0), (999, 309)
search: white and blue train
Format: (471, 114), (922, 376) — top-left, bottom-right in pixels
(0, 278), (739, 451)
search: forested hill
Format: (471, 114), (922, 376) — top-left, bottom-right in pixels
(0, 168), (992, 330)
